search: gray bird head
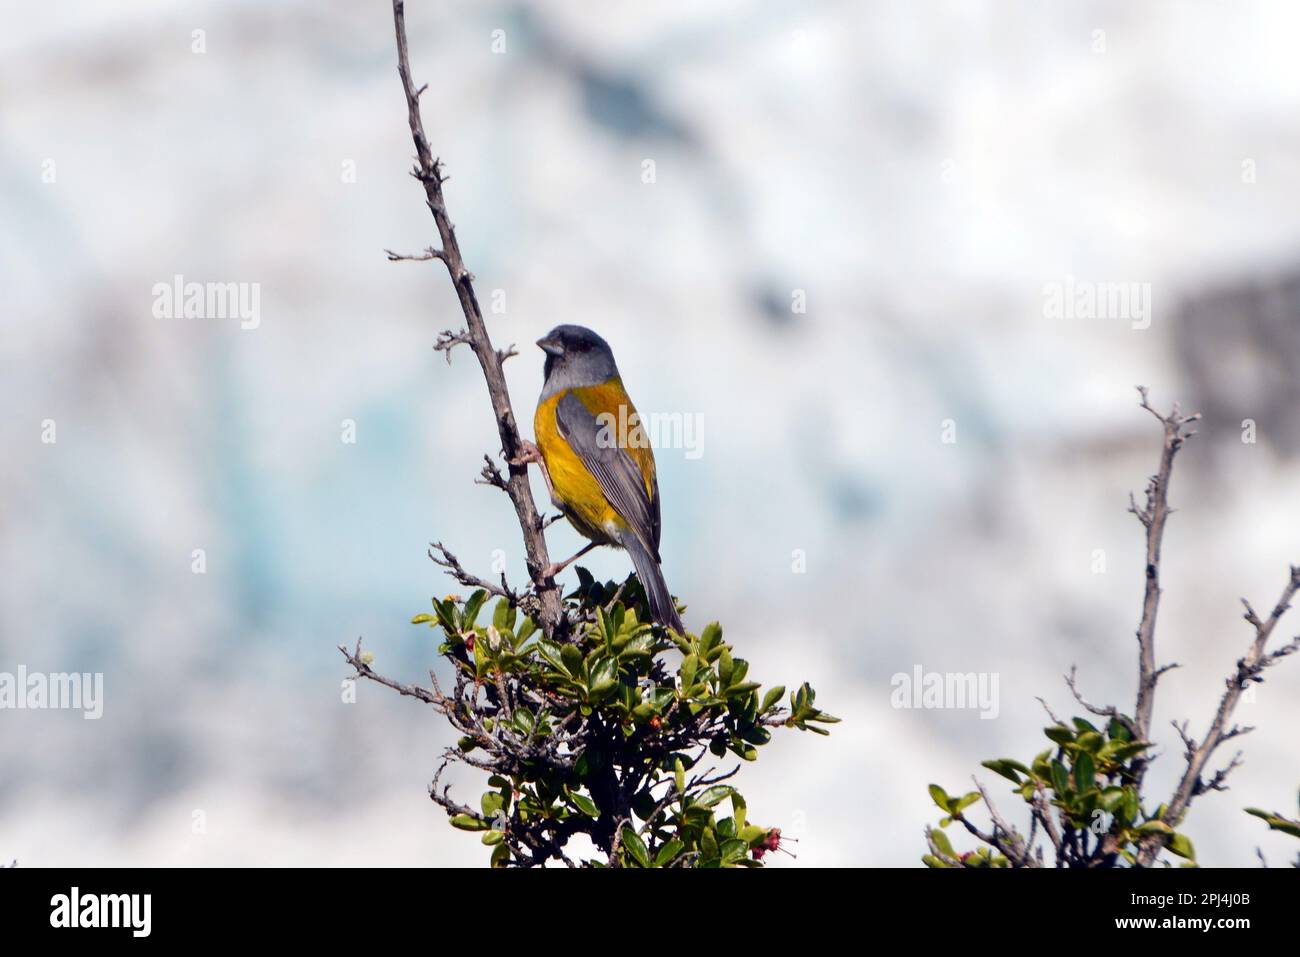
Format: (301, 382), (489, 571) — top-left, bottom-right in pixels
(537, 325), (619, 395)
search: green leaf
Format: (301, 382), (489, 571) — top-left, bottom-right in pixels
(450, 814), (488, 831)
(433, 598), (458, 633)
(696, 785), (735, 809)
(514, 615), (538, 644)
(654, 839), (685, 867)
(760, 685), (785, 712)
(981, 759), (1022, 784)
(1167, 832), (1195, 860)
(1050, 760), (1070, 796)
(731, 791), (747, 829)
(718, 649), (735, 688)
(587, 656), (619, 695)
(1073, 752), (1096, 792)
(1120, 788), (1140, 824)
(536, 639), (566, 672)
(621, 826), (650, 868)
(719, 839), (748, 865)
(738, 723), (771, 746)
(929, 829), (955, 858)
(1099, 787), (1126, 813)
(679, 654), (699, 690)
(560, 643), (583, 676)
(929, 784), (952, 813)
(410, 613), (435, 625)
(492, 597), (516, 632)
(699, 827), (719, 861)
(1076, 731), (1104, 754)
(1044, 725), (1075, 745)
(1137, 820), (1173, 835)
(1108, 740), (1154, 762)
(568, 791), (599, 818)
(481, 829), (504, 846)
(460, 589), (488, 631)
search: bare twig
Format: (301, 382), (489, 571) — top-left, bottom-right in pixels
(389, 0), (564, 636)
(968, 777), (1038, 868)
(1137, 564), (1300, 866)
(475, 453), (509, 491)
(1064, 665), (1138, 739)
(385, 246), (445, 263)
(429, 541), (517, 603)
(1130, 387), (1200, 755)
(339, 638), (445, 708)
(433, 329), (472, 363)
(1035, 696), (1064, 727)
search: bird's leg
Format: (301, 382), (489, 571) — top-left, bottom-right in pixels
(540, 541), (600, 581)
(510, 439), (556, 501)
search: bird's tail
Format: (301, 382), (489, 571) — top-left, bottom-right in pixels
(623, 534), (685, 634)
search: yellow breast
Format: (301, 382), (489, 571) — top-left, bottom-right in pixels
(534, 379), (657, 544)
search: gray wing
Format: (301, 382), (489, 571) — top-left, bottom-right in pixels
(555, 391), (661, 560)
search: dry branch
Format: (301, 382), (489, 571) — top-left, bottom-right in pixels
(389, 0), (564, 637)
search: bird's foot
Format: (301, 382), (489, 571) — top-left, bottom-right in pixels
(537, 542), (600, 581)
(509, 440), (543, 468)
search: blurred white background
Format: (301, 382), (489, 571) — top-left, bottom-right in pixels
(2, 0), (1298, 866)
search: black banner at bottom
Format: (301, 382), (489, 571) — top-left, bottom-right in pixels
(1, 865), (1289, 940)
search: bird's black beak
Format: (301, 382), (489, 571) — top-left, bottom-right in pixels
(536, 337), (564, 357)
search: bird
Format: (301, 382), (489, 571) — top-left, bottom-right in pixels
(513, 324), (685, 634)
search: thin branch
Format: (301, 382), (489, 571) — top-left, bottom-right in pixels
(385, 246), (445, 263)
(1129, 387), (1200, 778)
(389, 0), (565, 636)
(1035, 696), (1064, 727)
(339, 638), (445, 708)
(1134, 564), (1300, 865)
(433, 328), (472, 363)
(475, 453), (509, 491)
(1064, 665), (1138, 738)
(1030, 777), (1065, 858)
(924, 828), (964, 868)
(429, 541), (517, 603)
(969, 776), (1039, 868)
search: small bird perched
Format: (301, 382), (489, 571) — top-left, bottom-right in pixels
(513, 324), (684, 634)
